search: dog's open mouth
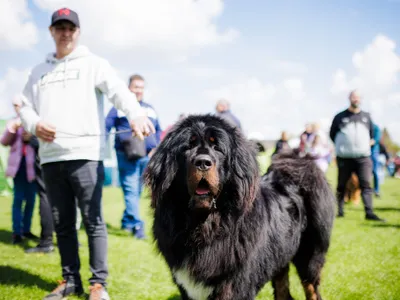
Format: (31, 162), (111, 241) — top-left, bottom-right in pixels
(190, 178), (217, 212)
(195, 178), (211, 196)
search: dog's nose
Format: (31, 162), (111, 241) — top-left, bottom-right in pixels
(194, 155), (213, 171)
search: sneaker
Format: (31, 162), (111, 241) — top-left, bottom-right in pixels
(374, 192), (381, 198)
(12, 234), (23, 245)
(25, 244), (55, 254)
(23, 232), (40, 240)
(365, 213), (386, 222)
(89, 283), (110, 300)
(133, 226), (146, 240)
(43, 279), (84, 299)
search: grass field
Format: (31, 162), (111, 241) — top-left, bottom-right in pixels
(0, 167), (399, 300)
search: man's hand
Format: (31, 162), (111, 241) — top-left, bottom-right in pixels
(35, 121), (56, 142)
(129, 116), (155, 141)
(148, 148), (156, 158)
(370, 139), (375, 146)
(9, 119), (22, 133)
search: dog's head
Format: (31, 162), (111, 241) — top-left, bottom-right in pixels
(144, 114), (259, 215)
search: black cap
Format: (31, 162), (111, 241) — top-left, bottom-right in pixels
(51, 8), (80, 27)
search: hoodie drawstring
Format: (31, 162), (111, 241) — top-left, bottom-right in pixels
(63, 58), (68, 87)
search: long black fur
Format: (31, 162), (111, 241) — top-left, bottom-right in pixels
(145, 114), (335, 300)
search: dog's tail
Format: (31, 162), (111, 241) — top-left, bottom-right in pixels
(266, 154), (336, 250)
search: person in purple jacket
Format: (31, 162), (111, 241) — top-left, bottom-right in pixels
(1, 96), (38, 244)
(106, 74), (162, 239)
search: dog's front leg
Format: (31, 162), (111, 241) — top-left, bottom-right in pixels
(210, 282), (233, 300)
(210, 282), (255, 300)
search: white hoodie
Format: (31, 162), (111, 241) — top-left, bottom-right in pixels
(20, 45), (145, 165)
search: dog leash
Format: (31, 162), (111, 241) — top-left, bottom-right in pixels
(55, 129), (134, 138)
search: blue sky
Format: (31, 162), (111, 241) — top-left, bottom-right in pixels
(1, 0), (399, 142)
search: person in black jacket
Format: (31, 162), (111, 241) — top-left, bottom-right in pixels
(329, 90), (384, 222)
(25, 135), (55, 253)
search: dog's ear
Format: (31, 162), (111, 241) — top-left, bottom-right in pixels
(230, 129), (260, 212)
(144, 134), (179, 209)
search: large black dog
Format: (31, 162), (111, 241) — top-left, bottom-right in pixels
(145, 115), (335, 300)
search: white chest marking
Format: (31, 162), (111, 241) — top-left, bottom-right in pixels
(173, 268), (214, 300)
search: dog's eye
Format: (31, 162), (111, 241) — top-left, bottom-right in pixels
(209, 136), (216, 143)
(189, 135), (198, 148)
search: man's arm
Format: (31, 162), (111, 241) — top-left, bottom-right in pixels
(95, 59), (155, 140)
(19, 75), (56, 142)
(368, 114), (376, 146)
(19, 74), (41, 135)
(154, 117), (162, 145)
(380, 142), (390, 160)
(148, 106), (162, 144)
(369, 118), (375, 140)
(329, 114), (340, 142)
(95, 59), (145, 122)
(105, 107), (117, 134)
(29, 135), (39, 150)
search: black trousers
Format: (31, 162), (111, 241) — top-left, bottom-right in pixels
(42, 160), (108, 285)
(34, 154), (54, 246)
(336, 156), (374, 215)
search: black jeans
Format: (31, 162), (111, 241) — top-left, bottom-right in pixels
(42, 160), (108, 286)
(34, 154), (54, 246)
(336, 157), (374, 215)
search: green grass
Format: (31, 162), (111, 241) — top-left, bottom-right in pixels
(0, 167), (399, 300)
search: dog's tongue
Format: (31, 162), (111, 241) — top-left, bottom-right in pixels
(195, 187), (210, 195)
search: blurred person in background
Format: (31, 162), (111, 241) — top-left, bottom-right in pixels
(329, 90), (384, 222)
(0, 96), (38, 245)
(106, 74), (162, 240)
(215, 99), (242, 129)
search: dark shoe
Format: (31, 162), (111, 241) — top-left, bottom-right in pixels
(12, 234), (23, 245)
(25, 244), (55, 254)
(23, 232), (40, 240)
(43, 279), (83, 299)
(133, 225), (146, 240)
(366, 213), (386, 222)
(89, 283), (110, 300)
(337, 212), (344, 218)
(374, 192), (381, 198)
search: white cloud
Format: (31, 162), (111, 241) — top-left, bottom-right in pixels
(205, 77), (276, 109)
(352, 35), (400, 87)
(204, 77), (328, 140)
(0, 68), (31, 119)
(33, 0), (238, 60)
(330, 34), (400, 143)
(184, 66), (227, 79)
(388, 93), (400, 106)
(330, 69), (348, 94)
(267, 60), (308, 74)
(283, 78), (305, 101)
(0, 0), (39, 50)
(331, 34), (400, 95)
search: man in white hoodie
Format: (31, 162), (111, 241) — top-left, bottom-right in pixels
(19, 7), (154, 300)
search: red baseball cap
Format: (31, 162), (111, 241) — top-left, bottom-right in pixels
(51, 7), (80, 27)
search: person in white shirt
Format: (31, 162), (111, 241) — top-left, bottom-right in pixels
(19, 7), (154, 300)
